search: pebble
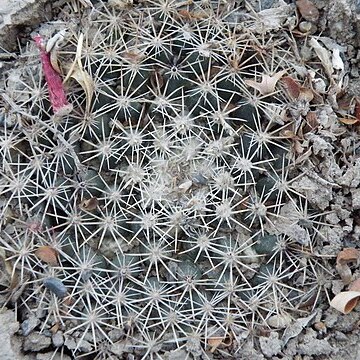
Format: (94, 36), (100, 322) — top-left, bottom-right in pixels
(43, 277), (67, 298)
(23, 332), (51, 352)
(21, 316), (39, 336)
(298, 21), (317, 34)
(52, 331), (64, 347)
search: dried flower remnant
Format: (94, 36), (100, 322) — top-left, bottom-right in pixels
(34, 34), (72, 116)
(335, 247), (360, 284)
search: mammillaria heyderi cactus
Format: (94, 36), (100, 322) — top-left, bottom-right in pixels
(0, 1), (339, 358)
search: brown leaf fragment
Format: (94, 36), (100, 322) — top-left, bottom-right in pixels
(79, 197), (99, 211)
(282, 76), (301, 100)
(338, 117), (360, 125)
(305, 111), (319, 131)
(279, 129), (298, 139)
(121, 51), (145, 64)
(298, 87), (314, 102)
(355, 98), (360, 121)
(296, 0), (319, 22)
(337, 248), (360, 265)
(50, 323), (60, 334)
(208, 337), (223, 353)
(35, 246), (58, 266)
(207, 336), (231, 353)
(336, 248), (360, 285)
(349, 278), (360, 292)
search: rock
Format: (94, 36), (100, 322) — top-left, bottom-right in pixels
(0, 310), (20, 360)
(298, 329), (335, 355)
(21, 316), (40, 336)
(0, 0), (55, 51)
(325, 0), (357, 44)
(52, 331), (64, 347)
(23, 332), (51, 352)
(36, 353), (71, 360)
(352, 188), (360, 210)
(259, 332), (283, 357)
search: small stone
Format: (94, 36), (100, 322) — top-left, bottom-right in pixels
(37, 353), (71, 360)
(267, 313), (293, 329)
(0, 310), (20, 360)
(296, 0), (319, 22)
(259, 332), (283, 357)
(23, 332), (51, 352)
(52, 331), (64, 347)
(334, 331), (348, 341)
(43, 277), (67, 298)
(21, 316), (40, 336)
(298, 21), (316, 33)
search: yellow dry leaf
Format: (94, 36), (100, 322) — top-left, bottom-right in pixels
(338, 117), (360, 125)
(208, 337), (224, 353)
(63, 33), (94, 114)
(69, 64), (94, 114)
(245, 70), (286, 95)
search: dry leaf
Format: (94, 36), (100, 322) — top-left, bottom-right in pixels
(330, 291), (360, 314)
(309, 38), (333, 79)
(338, 117), (360, 125)
(79, 197), (98, 211)
(332, 48), (344, 71)
(305, 111), (319, 131)
(207, 336), (231, 353)
(121, 51), (145, 64)
(46, 30), (67, 74)
(245, 70), (286, 95)
(355, 98), (360, 121)
(35, 246), (58, 266)
(349, 278), (360, 292)
(63, 33), (94, 114)
(296, 0), (319, 22)
(282, 76), (301, 100)
(279, 129), (298, 139)
(298, 87), (314, 102)
(208, 337), (223, 353)
(337, 248), (360, 265)
(267, 313), (292, 329)
(336, 247), (360, 284)
(50, 323), (60, 334)
(69, 64), (94, 114)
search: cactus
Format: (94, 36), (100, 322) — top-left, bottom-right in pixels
(0, 0), (336, 358)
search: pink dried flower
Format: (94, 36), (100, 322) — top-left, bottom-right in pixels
(34, 34), (72, 116)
